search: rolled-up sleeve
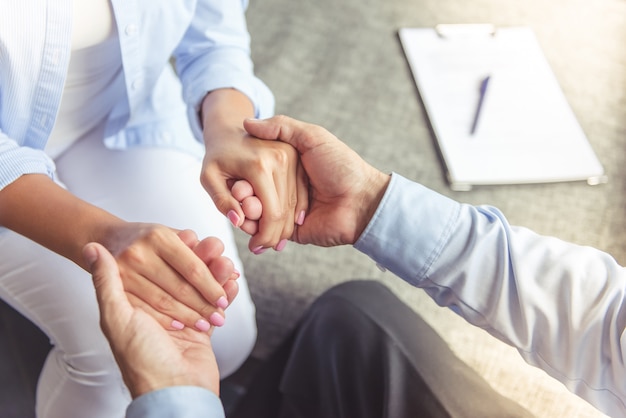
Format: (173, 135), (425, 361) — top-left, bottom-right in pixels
(0, 131), (57, 191)
(173, 0), (274, 141)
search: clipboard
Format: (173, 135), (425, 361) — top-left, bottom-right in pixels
(399, 25), (606, 191)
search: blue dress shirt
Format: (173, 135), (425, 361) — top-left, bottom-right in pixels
(0, 0), (274, 191)
(356, 173), (626, 417)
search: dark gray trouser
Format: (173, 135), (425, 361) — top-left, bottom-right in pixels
(230, 280), (534, 418)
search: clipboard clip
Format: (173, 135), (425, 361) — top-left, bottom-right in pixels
(435, 24), (497, 38)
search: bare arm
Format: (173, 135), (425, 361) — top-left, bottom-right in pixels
(0, 174), (231, 331)
(0, 174), (119, 267)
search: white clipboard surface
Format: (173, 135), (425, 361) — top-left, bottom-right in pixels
(399, 25), (606, 191)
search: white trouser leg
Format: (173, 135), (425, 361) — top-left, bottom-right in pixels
(0, 231), (130, 418)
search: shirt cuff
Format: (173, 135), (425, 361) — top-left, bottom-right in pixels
(184, 60), (275, 142)
(126, 386), (225, 418)
(354, 173), (461, 286)
(0, 139), (57, 191)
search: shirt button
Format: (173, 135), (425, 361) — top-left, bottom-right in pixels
(125, 24), (138, 36)
(131, 78), (142, 90)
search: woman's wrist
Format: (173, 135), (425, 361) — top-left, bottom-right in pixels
(200, 88), (255, 142)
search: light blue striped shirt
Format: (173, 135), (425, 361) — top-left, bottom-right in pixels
(0, 0), (274, 190)
(356, 173), (626, 417)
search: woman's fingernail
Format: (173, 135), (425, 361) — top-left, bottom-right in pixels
(227, 210), (240, 227)
(232, 268), (241, 279)
(195, 319), (212, 332)
(210, 312), (225, 327)
(275, 239), (288, 252)
(296, 210), (306, 226)
(216, 296), (229, 309)
(252, 246), (267, 255)
(171, 320), (185, 330)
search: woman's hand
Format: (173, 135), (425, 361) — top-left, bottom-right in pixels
(199, 89), (308, 253)
(178, 230), (240, 304)
(102, 223), (238, 331)
(230, 179), (263, 236)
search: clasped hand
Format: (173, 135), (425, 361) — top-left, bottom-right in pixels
(201, 119), (309, 254)
(104, 224), (239, 332)
(225, 115), (390, 249)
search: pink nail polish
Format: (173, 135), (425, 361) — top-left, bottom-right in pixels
(296, 210), (306, 226)
(216, 296), (229, 309)
(195, 319), (212, 332)
(275, 239), (288, 252)
(171, 320), (185, 330)
(232, 268), (241, 279)
(252, 246), (267, 255)
(227, 210), (240, 227)
(210, 312), (225, 327)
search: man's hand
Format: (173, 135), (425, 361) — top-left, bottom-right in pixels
(243, 115), (391, 247)
(83, 242), (221, 399)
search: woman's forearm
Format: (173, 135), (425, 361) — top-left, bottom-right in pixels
(0, 173), (125, 269)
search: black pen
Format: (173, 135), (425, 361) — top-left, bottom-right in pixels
(470, 75), (491, 135)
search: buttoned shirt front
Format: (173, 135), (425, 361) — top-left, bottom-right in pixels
(0, 0), (274, 190)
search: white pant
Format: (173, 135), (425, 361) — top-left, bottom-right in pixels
(0, 134), (257, 417)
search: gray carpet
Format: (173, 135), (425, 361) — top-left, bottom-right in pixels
(240, 0), (626, 417)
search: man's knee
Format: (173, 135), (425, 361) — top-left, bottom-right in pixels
(317, 279), (393, 306)
(309, 279), (396, 322)
(301, 280), (396, 344)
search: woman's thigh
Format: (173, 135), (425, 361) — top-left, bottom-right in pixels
(0, 230), (106, 360)
(12, 134), (255, 377)
(0, 230), (130, 417)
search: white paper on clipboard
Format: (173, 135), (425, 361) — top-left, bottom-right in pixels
(399, 25), (606, 191)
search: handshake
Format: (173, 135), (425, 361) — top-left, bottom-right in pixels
(224, 115), (390, 252)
